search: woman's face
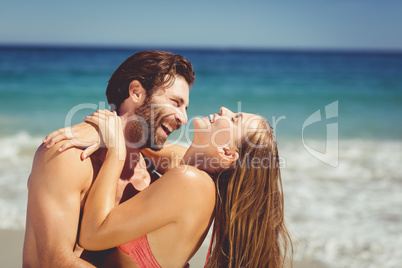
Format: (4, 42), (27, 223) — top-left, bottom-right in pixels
(193, 107), (262, 149)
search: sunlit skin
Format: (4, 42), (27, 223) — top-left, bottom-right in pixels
(36, 106), (264, 267)
(150, 77), (189, 139)
(22, 76), (190, 268)
(193, 107), (262, 147)
(73, 107), (264, 267)
(120, 76), (189, 151)
(184, 107), (263, 173)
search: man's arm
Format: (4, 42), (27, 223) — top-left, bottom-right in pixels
(26, 144), (95, 268)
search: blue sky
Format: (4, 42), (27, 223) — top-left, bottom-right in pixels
(1, 0), (401, 50)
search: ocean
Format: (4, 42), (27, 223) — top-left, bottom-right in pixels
(1, 46), (401, 268)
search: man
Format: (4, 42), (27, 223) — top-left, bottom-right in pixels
(23, 50), (195, 267)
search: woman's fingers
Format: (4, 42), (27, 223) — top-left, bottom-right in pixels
(88, 109), (111, 119)
(83, 116), (104, 127)
(44, 109), (114, 152)
(44, 129), (65, 147)
(45, 130), (69, 148)
(57, 141), (76, 152)
(44, 125), (80, 148)
(81, 143), (100, 160)
(43, 128), (61, 143)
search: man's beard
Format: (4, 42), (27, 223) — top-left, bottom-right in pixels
(125, 97), (178, 151)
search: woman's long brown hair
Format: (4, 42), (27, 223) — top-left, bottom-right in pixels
(205, 119), (293, 268)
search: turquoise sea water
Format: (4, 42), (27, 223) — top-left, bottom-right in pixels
(1, 47), (401, 139)
(1, 46), (402, 267)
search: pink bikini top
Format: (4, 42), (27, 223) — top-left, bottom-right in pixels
(118, 232), (214, 268)
(118, 235), (161, 268)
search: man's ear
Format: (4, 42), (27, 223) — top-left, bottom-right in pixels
(128, 80), (146, 106)
(217, 146), (239, 167)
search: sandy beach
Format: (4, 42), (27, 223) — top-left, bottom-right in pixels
(2, 228), (328, 268)
(1, 229), (25, 268)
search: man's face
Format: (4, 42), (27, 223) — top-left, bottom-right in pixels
(126, 75), (190, 150)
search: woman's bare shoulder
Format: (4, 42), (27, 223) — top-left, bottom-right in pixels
(164, 165), (213, 183)
(162, 165), (215, 201)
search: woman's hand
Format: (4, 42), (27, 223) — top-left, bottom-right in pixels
(83, 110), (126, 160)
(43, 121), (101, 160)
(79, 111), (127, 250)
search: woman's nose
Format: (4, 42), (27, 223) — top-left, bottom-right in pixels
(220, 107), (233, 116)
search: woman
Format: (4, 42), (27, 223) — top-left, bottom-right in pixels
(46, 107), (292, 268)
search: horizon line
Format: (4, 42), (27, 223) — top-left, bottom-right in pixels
(1, 42), (402, 55)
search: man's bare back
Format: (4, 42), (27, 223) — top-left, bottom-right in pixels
(23, 143), (156, 267)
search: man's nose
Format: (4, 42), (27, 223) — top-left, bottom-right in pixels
(175, 109), (188, 126)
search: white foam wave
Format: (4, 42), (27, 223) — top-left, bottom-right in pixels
(0, 132), (42, 229)
(1, 134), (401, 267)
(280, 139), (402, 268)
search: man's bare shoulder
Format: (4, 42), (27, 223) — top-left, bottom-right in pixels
(34, 142), (85, 163)
(29, 143), (94, 190)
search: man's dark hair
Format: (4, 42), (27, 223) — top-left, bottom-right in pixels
(106, 50), (195, 110)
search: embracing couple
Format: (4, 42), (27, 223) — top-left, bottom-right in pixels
(23, 51), (292, 268)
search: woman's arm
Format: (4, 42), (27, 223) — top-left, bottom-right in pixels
(78, 112), (212, 250)
(43, 118), (188, 172)
(79, 165), (212, 251)
(43, 121), (101, 159)
(47, 111), (212, 252)
(43, 119), (187, 167)
(77, 109), (125, 247)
